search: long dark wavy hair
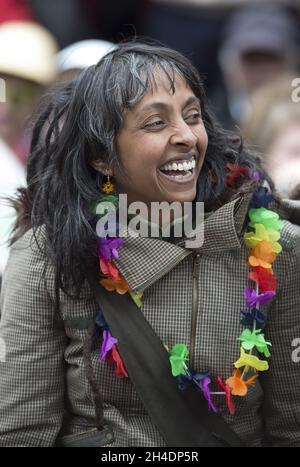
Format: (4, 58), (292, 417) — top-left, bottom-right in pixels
(9, 40), (269, 430)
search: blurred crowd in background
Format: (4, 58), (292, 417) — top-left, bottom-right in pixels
(1, 0), (300, 279)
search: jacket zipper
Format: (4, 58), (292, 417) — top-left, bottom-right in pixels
(189, 251), (201, 368)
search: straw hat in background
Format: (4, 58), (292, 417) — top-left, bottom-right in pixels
(0, 21), (58, 85)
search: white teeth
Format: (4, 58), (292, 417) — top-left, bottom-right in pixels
(160, 157), (196, 172)
(167, 172), (191, 180)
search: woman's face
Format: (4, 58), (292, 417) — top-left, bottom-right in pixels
(112, 75), (208, 206)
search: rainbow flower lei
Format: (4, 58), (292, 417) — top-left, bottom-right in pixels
(94, 169), (283, 416)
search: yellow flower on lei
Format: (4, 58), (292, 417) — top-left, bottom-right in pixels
(244, 224), (282, 253)
(234, 348), (269, 372)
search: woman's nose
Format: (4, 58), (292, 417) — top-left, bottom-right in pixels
(169, 120), (198, 147)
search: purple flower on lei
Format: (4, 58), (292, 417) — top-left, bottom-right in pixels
(244, 288), (276, 308)
(248, 169), (262, 183)
(98, 329), (118, 361)
(97, 237), (124, 261)
(199, 377), (218, 413)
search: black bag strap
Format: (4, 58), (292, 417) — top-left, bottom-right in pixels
(89, 279), (243, 447)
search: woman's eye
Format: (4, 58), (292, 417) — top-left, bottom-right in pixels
(143, 111), (201, 129)
(185, 112), (201, 122)
(144, 120), (164, 129)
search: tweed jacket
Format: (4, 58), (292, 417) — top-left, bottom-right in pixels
(0, 192), (300, 447)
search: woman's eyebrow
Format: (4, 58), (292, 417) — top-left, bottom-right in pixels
(136, 95), (201, 118)
(183, 95), (201, 109)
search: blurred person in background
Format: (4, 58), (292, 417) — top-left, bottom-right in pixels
(217, 4), (299, 129)
(0, 20), (57, 165)
(144, 0), (238, 98)
(0, 138), (25, 286)
(56, 39), (116, 83)
(0, 20), (56, 284)
(243, 75), (300, 201)
(0, 0), (34, 23)
(28, 0), (146, 48)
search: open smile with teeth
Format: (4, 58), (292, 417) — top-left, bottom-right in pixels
(158, 156), (196, 182)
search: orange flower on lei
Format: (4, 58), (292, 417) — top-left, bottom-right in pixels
(248, 240), (277, 269)
(226, 369), (258, 396)
(100, 277), (129, 294)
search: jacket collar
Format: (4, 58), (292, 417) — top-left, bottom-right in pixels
(114, 192), (252, 293)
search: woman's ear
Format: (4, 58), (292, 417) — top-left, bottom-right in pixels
(91, 161), (114, 176)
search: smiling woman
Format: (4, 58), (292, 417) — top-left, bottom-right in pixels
(0, 40), (300, 448)
(111, 77), (207, 206)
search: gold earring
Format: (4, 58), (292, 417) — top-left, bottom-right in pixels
(101, 173), (115, 194)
